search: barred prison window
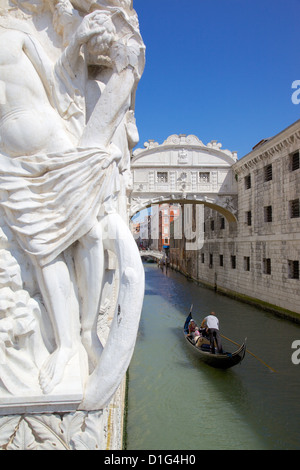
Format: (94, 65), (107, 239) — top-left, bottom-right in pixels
(264, 205), (272, 223)
(246, 211), (252, 226)
(219, 254), (224, 267)
(263, 258), (271, 275)
(231, 255), (236, 269)
(291, 151), (300, 171)
(244, 175), (251, 190)
(264, 164), (273, 182)
(288, 260), (299, 280)
(244, 256), (250, 272)
(290, 199), (300, 218)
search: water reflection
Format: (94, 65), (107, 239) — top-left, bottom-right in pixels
(126, 263), (300, 450)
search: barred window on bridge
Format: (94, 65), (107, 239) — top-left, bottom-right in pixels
(157, 172), (168, 183)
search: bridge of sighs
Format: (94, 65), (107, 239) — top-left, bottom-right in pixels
(129, 134), (238, 222)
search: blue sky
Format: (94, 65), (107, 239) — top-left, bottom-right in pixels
(133, 0), (300, 159)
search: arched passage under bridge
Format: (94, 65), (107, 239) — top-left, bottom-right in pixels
(130, 198), (237, 255)
(130, 198), (237, 223)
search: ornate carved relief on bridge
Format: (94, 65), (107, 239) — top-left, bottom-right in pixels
(130, 134), (238, 221)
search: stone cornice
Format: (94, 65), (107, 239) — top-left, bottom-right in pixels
(132, 134), (238, 163)
(234, 120), (300, 175)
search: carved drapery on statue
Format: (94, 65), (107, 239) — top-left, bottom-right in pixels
(0, 0), (145, 413)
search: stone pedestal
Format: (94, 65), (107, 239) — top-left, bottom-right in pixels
(0, 378), (126, 450)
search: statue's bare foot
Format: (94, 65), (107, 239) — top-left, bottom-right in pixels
(39, 347), (74, 395)
(81, 330), (103, 370)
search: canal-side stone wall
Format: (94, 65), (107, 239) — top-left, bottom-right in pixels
(170, 120), (300, 319)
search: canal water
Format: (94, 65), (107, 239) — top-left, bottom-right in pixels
(126, 262), (300, 450)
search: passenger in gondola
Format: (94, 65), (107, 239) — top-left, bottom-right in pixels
(188, 319), (197, 336)
(193, 326), (202, 346)
(187, 319), (200, 343)
(201, 312), (223, 354)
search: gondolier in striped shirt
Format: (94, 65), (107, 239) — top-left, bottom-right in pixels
(201, 312), (223, 354)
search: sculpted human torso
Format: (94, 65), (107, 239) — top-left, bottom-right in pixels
(0, 29), (74, 157)
(0, 0), (145, 412)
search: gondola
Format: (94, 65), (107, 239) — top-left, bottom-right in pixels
(183, 311), (246, 369)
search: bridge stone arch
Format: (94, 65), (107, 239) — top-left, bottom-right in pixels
(129, 134), (238, 222)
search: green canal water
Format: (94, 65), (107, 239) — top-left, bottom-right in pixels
(126, 262), (300, 450)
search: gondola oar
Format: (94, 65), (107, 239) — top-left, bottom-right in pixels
(220, 334), (277, 373)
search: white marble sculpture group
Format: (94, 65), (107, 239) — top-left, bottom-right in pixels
(0, 0), (145, 413)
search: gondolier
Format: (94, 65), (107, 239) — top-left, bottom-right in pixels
(201, 312), (223, 354)
(183, 308), (246, 368)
